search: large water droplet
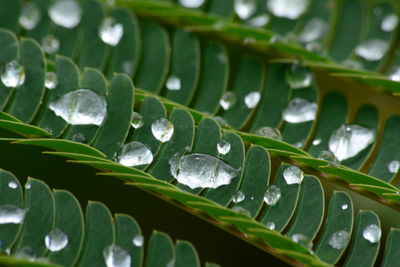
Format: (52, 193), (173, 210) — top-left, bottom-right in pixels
(388, 66), (400, 81)
(298, 18), (326, 43)
(1, 60), (26, 88)
(282, 98), (317, 123)
(381, 14), (399, 32)
(363, 224), (381, 243)
(285, 64), (312, 89)
(217, 140), (231, 155)
(266, 222), (275, 230)
(355, 39), (389, 61)
(264, 185), (281, 205)
(19, 1), (41, 30)
(45, 228), (68, 252)
(283, 166), (304, 184)
(131, 112), (144, 129)
(291, 233), (312, 250)
(244, 91), (261, 108)
(8, 181), (18, 189)
(318, 150), (339, 167)
(328, 124), (375, 161)
(247, 14), (270, 27)
(179, 0), (205, 8)
(328, 230), (350, 250)
(42, 35), (60, 54)
(232, 190), (245, 203)
(388, 160), (400, 174)
(256, 127), (282, 140)
(166, 75), (181, 91)
(49, 0), (82, 28)
(132, 235), (144, 247)
(151, 118), (174, 142)
(267, 0), (309, 19)
(103, 244), (131, 267)
(100, 17), (124, 46)
(220, 92), (236, 110)
(45, 72), (58, 89)
(234, 0), (256, 20)
(49, 89), (107, 126)
(0, 205), (26, 224)
(170, 153), (239, 189)
(117, 141), (153, 167)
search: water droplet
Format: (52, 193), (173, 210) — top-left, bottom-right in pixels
(388, 66), (400, 81)
(15, 246), (36, 261)
(217, 52), (227, 64)
(103, 244), (131, 267)
(355, 39), (389, 61)
(243, 37), (256, 44)
(283, 166), (304, 184)
(285, 64), (312, 89)
(247, 14), (270, 27)
(45, 228), (68, 252)
(100, 17), (124, 46)
(233, 191), (245, 203)
(234, 0), (256, 20)
(318, 150), (339, 167)
(45, 72), (58, 89)
(256, 127), (282, 140)
(49, 0), (81, 28)
(8, 181), (18, 189)
(282, 98), (317, 123)
(131, 112), (144, 129)
(328, 124), (375, 161)
(267, 0), (309, 19)
(341, 204), (348, 210)
(293, 140), (304, 148)
(305, 42), (322, 52)
(363, 224), (381, 243)
(132, 234), (144, 247)
(298, 18), (327, 43)
(312, 138), (321, 146)
(49, 89), (107, 126)
(166, 75), (181, 91)
(71, 133), (87, 144)
(244, 91), (261, 108)
(381, 14), (399, 32)
(151, 118), (174, 142)
(170, 153), (239, 189)
(5, 248), (11, 255)
(388, 160), (400, 174)
(213, 116), (230, 127)
(266, 222), (275, 230)
(342, 59), (364, 70)
(42, 35), (60, 54)
(217, 140), (231, 155)
(179, 0), (205, 8)
(166, 258), (175, 267)
(291, 233), (312, 250)
(264, 185), (281, 205)
(116, 141), (153, 167)
(220, 92), (236, 110)
(122, 61), (133, 75)
(0, 205), (26, 224)
(232, 206), (251, 216)
(328, 230), (350, 250)
(1, 60), (26, 88)
(19, 1), (41, 30)
(25, 182), (31, 189)
(212, 21), (225, 31)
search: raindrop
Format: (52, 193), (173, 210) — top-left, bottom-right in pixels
(388, 66), (400, 81)
(132, 234), (144, 247)
(285, 64), (312, 89)
(388, 160), (400, 174)
(318, 150), (339, 167)
(328, 230), (350, 250)
(267, 0), (309, 20)
(8, 181), (18, 189)
(212, 21), (225, 31)
(328, 124), (375, 161)
(1, 60), (26, 88)
(232, 206), (251, 216)
(122, 61), (133, 75)
(44, 127), (53, 135)
(42, 35), (60, 54)
(19, 1), (41, 30)
(264, 185), (281, 206)
(266, 222), (275, 230)
(131, 112), (144, 129)
(116, 141), (153, 167)
(381, 14), (399, 32)
(283, 166), (304, 184)
(166, 259), (175, 267)
(213, 116), (230, 127)
(49, 0), (82, 28)
(298, 18), (327, 43)
(291, 233), (312, 250)
(282, 98), (317, 123)
(45, 228), (68, 252)
(0, 205), (26, 224)
(169, 153), (239, 189)
(166, 75), (181, 91)
(217, 53), (227, 64)
(363, 224), (381, 243)
(256, 127), (282, 140)
(103, 244), (131, 267)
(15, 246), (36, 261)
(151, 117), (174, 142)
(341, 204), (348, 210)
(244, 91), (261, 108)
(342, 59), (364, 70)
(217, 140), (231, 155)
(233, 191), (245, 203)
(312, 138), (322, 146)
(305, 42), (322, 52)
(234, 0), (256, 20)
(179, 0), (205, 8)
(355, 39), (389, 61)
(220, 92), (236, 110)
(71, 133), (87, 144)
(49, 89), (107, 126)
(243, 37), (256, 44)
(247, 14), (270, 27)
(45, 72), (58, 89)
(25, 182), (31, 190)
(99, 17), (124, 46)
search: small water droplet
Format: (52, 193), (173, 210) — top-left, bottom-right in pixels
(170, 153), (239, 189)
(363, 224), (381, 243)
(15, 246), (36, 261)
(45, 72), (58, 89)
(25, 182), (31, 189)
(131, 112), (144, 129)
(1, 60), (26, 88)
(267, 0), (309, 19)
(388, 160), (400, 174)
(151, 118), (174, 142)
(232, 206), (251, 216)
(298, 18), (327, 43)
(291, 233), (312, 250)
(166, 75), (181, 91)
(256, 127), (282, 140)
(266, 222), (275, 230)
(42, 35), (60, 54)
(45, 228), (68, 252)
(381, 14), (399, 32)
(117, 141), (153, 167)
(0, 205), (26, 224)
(71, 133), (87, 144)
(318, 150), (339, 167)
(19, 1), (41, 30)
(5, 248), (11, 255)
(100, 17), (124, 46)
(341, 204), (348, 210)
(49, 89), (107, 126)
(213, 116), (230, 127)
(328, 124), (375, 161)
(220, 92), (236, 110)
(285, 64), (312, 89)
(212, 21), (225, 31)
(305, 42), (322, 52)
(217, 140), (231, 155)
(166, 258), (175, 267)
(328, 230), (350, 250)
(342, 59), (364, 70)
(179, 0), (205, 8)
(234, 0), (256, 20)
(243, 37), (256, 44)
(283, 166), (304, 184)
(103, 244), (131, 267)
(44, 127), (53, 135)
(244, 91), (261, 108)
(293, 140), (304, 148)
(132, 234), (144, 247)
(264, 185), (281, 205)
(247, 14), (270, 27)
(355, 39), (389, 61)
(282, 98), (317, 123)
(8, 181), (18, 189)
(233, 191), (245, 203)
(388, 66), (400, 81)
(312, 138), (322, 146)
(217, 52), (227, 64)
(49, 0), (81, 28)
(122, 61), (133, 75)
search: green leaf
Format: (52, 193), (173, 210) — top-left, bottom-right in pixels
(145, 231), (175, 267)
(175, 241), (200, 267)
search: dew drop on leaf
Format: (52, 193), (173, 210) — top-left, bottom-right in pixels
(0, 205), (26, 224)
(45, 228), (69, 252)
(151, 118), (174, 142)
(1, 60), (26, 88)
(116, 141), (153, 167)
(267, 0), (309, 20)
(49, 0), (82, 28)
(103, 244), (131, 267)
(99, 17), (124, 46)
(282, 98), (317, 123)
(19, 1), (41, 30)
